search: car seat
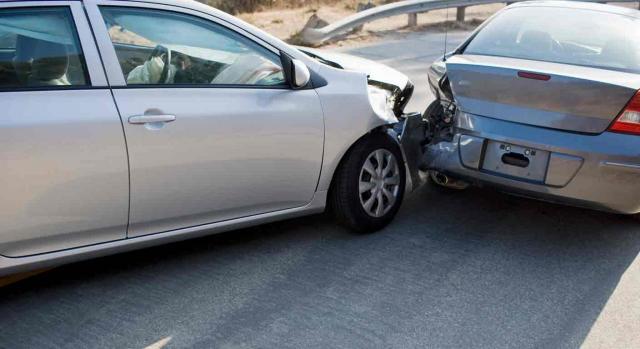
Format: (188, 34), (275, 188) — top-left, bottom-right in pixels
(12, 35), (38, 85)
(28, 39), (70, 86)
(518, 30), (554, 60)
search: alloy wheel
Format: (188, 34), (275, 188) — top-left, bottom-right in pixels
(358, 149), (401, 218)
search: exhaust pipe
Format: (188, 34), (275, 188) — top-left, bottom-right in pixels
(429, 170), (469, 190)
(433, 172), (449, 186)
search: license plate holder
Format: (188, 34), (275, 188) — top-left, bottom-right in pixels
(481, 141), (550, 182)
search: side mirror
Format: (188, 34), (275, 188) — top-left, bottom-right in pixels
(281, 52), (311, 89)
(291, 59), (311, 88)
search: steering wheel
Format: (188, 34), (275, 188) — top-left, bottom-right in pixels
(148, 44), (171, 84)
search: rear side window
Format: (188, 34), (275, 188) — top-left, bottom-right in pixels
(0, 7), (88, 88)
(464, 6), (640, 73)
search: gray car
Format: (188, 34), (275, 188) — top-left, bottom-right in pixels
(424, 1), (640, 216)
(0, 0), (423, 275)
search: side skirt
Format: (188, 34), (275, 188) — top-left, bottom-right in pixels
(0, 191), (328, 277)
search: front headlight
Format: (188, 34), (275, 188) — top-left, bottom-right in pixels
(367, 84), (396, 122)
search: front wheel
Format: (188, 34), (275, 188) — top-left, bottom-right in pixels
(330, 134), (406, 233)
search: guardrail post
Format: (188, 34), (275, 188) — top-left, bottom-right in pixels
(408, 12), (418, 27)
(456, 6), (466, 22)
(355, 2), (376, 32)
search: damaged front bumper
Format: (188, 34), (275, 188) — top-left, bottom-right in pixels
(393, 112), (428, 192)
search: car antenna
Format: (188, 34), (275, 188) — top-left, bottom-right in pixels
(443, 7), (449, 62)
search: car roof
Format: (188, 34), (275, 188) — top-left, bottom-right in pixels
(0, 0), (217, 11)
(0, 0), (318, 62)
(84, 0), (223, 14)
(509, 0), (640, 19)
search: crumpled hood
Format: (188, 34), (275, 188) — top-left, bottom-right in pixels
(294, 46), (410, 91)
(295, 46), (413, 116)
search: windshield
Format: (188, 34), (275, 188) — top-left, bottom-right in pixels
(464, 6), (640, 73)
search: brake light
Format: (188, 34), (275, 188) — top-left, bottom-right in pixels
(610, 90), (640, 135)
(517, 71), (551, 81)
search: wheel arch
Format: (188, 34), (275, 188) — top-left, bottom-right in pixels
(324, 125), (405, 207)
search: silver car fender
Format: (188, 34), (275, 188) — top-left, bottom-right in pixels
(313, 64), (424, 194)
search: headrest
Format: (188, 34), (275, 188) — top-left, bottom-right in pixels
(13, 35), (39, 84)
(518, 30), (553, 52)
(14, 35), (38, 60)
(30, 40), (69, 83)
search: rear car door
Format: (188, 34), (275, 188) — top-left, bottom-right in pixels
(85, 1), (324, 237)
(0, 1), (128, 257)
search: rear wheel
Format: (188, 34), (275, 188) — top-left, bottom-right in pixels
(330, 134), (406, 233)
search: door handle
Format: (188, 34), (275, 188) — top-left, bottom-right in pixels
(128, 114), (176, 124)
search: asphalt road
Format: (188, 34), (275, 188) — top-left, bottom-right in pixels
(1, 31), (639, 349)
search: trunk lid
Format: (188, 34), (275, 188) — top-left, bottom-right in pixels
(446, 55), (640, 133)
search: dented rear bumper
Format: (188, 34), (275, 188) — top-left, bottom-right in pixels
(423, 111), (640, 214)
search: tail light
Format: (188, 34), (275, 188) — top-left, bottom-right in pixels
(610, 90), (640, 134)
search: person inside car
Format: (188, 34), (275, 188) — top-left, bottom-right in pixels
(126, 45), (176, 84)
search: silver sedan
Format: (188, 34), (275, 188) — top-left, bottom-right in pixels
(0, 0), (422, 275)
(424, 1), (640, 217)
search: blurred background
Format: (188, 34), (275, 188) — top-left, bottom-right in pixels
(200, 0), (503, 47)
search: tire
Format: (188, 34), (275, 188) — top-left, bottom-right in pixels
(330, 133), (406, 233)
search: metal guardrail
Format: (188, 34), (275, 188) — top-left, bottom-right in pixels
(301, 0), (640, 45)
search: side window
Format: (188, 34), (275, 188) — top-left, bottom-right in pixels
(100, 7), (286, 87)
(0, 7), (88, 88)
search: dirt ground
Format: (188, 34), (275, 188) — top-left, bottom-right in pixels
(239, 2), (505, 47)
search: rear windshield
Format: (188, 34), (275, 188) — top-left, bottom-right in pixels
(464, 6), (640, 73)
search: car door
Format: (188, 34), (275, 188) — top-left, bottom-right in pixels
(0, 1), (128, 257)
(85, 1), (324, 237)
